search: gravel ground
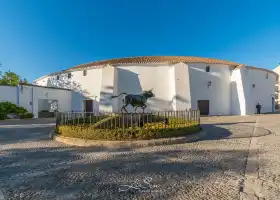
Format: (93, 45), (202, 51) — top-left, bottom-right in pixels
(0, 115), (279, 200)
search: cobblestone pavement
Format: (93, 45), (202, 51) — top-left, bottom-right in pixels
(0, 115), (279, 200)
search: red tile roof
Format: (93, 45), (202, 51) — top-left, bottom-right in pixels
(69, 56), (240, 70)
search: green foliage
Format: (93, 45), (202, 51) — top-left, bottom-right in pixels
(0, 70), (29, 86)
(19, 112), (34, 119)
(0, 112), (6, 120)
(0, 101), (29, 119)
(58, 113), (200, 140)
(0, 102), (27, 114)
(57, 123), (200, 141)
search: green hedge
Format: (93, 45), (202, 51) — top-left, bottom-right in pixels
(0, 102), (27, 114)
(56, 122), (200, 141)
(0, 101), (31, 120)
(0, 112), (6, 120)
(19, 112), (34, 119)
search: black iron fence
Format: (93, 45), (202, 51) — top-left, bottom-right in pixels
(56, 109), (200, 130)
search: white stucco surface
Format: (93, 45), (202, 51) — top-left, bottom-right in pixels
(0, 85), (73, 118)
(188, 63), (231, 115)
(173, 63), (192, 110)
(273, 65), (280, 106)
(231, 68), (246, 115)
(244, 67), (276, 114)
(0, 86), (18, 105)
(30, 60), (277, 116)
(115, 64), (174, 112)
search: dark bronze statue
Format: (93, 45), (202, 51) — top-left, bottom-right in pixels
(111, 89), (155, 113)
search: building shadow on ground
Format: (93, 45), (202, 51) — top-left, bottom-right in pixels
(200, 122), (271, 141)
(0, 143), (263, 200)
(0, 124), (267, 200)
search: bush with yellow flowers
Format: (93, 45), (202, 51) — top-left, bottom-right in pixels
(56, 117), (200, 141)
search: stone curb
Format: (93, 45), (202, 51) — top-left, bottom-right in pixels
(0, 190), (5, 200)
(53, 131), (206, 148)
(48, 126), (56, 139)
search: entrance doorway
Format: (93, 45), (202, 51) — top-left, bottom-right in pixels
(272, 97), (275, 112)
(197, 100), (209, 115)
(83, 100), (93, 113)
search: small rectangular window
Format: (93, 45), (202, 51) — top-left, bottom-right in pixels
(56, 75), (59, 80)
(68, 73), (72, 79)
(83, 70), (87, 76)
(266, 73), (268, 79)
(206, 66), (210, 72)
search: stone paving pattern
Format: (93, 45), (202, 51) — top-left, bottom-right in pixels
(0, 115), (279, 200)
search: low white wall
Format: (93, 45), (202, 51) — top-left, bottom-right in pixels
(32, 86), (72, 118)
(0, 86), (18, 105)
(19, 85), (33, 113)
(0, 85), (73, 118)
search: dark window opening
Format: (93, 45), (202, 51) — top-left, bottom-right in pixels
(206, 66), (210, 72)
(56, 75), (59, 80)
(83, 70), (87, 76)
(68, 73), (72, 79)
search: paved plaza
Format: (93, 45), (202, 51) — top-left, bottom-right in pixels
(0, 115), (280, 200)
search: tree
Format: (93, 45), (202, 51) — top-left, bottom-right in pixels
(0, 70), (29, 86)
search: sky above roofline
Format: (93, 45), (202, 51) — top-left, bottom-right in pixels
(0, 0), (280, 81)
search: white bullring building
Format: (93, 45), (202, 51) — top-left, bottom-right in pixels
(33, 56), (278, 116)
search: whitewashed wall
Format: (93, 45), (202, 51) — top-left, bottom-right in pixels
(173, 63), (192, 110)
(34, 76), (49, 86)
(33, 87), (72, 118)
(273, 65), (280, 105)
(188, 63), (232, 115)
(0, 85), (73, 118)
(231, 67), (277, 115)
(32, 62), (277, 116)
(231, 68), (246, 115)
(114, 64), (175, 112)
(244, 67), (276, 114)
(34, 68), (103, 112)
(99, 65), (117, 112)
(19, 85), (33, 113)
(0, 86), (18, 105)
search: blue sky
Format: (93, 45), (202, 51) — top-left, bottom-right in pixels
(0, 0), (280, 81)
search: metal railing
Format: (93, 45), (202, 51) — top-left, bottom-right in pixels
(56, 109), (200, 131)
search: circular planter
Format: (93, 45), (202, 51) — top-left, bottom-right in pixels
(53, 131), (206, 148)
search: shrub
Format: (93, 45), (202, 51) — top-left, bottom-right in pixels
(0, 112), (6, 120)
(25, 113), (34, 118)
(0, 102), (28, 116)
(16, 106), (28, 115)
(19, 112), (34, 119)
(56, 123), (200, 141)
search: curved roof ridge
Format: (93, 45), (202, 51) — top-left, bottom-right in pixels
(69, 55), (240, 70)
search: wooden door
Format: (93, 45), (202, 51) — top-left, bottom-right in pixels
(197, 100), (209, 115)
(84, 100), (93, 113)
